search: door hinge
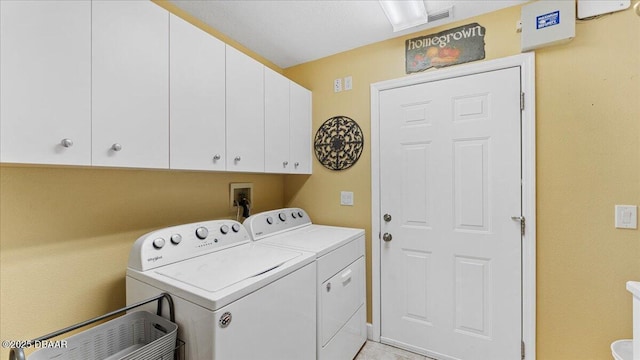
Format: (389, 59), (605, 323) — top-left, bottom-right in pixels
(512, 216), (526, 236)
(520, 92), (525, 110)
(521, 340), (525, 359)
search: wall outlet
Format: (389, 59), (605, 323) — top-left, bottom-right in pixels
(334, 78), (342, 93)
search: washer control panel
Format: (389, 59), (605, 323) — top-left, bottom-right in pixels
(128, 219), (249, 271)
(243, 208), (311, 241)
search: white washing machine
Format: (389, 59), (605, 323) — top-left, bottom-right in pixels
(244, 208), (367, 360)
(126, 219), (317, 359)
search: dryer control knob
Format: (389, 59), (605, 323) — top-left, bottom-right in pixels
(153, 238), (165, 249)
(170, 234), (182, 245)
(298, 211), (304, 218)
(278, 213), (286, 221)
(195, 227), (208, 240)
(232, 224), (240, 233)
(220, 225), (229, 235)
(266, 216), (274, 225)
(291, 212), (297, 219)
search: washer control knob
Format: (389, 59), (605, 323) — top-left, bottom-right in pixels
(153, 238), (165, 249)
(266, 216), (274, 225)
(298, 211), (304, 218)
(195, 227), (209, 240)
(220, 224), (229, 235)
(170, 234), (182, 245)
(291, 212), (297, 219)
(278, 213), (286, 221)
(232, 223), (240, 233)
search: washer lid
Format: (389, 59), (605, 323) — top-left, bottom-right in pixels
(155, 243), (301, 292)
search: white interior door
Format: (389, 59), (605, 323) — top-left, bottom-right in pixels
(379, 67), (522, 360)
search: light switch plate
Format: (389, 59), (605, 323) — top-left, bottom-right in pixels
(615, 205), (637, 229)
(344, 76), (353, 91)
(340, 191), (354, 206)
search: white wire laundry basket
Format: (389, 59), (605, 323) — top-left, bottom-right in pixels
(9, 294), (182, 360)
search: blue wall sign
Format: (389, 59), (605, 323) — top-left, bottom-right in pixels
(537, 11), (560, 29)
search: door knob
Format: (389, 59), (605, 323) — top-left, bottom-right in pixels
(383, 213), (392, 222)
(382, 233), (392, 242)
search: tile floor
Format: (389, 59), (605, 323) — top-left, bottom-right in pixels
(355, 341), (436, 360)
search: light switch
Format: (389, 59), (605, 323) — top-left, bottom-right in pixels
(344, 76), (353, 91)
(615, 205), (637, 229)
(340, 191), (354, 206)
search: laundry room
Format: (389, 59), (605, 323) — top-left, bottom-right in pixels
(0, 1), (638, 360)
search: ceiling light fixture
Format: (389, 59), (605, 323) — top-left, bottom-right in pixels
(379, 0), (429, 32)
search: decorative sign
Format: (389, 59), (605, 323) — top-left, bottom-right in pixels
(314, 116), (364, 171)
(405, 23), (486, 74)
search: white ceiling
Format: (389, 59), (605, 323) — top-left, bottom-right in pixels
(168, 0), (528, 69)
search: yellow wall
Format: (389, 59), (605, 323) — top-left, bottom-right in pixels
(284, 2), (640, 359)
(0, 166), (284, 357)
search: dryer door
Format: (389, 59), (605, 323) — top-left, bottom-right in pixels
(320, 256), (365, 345)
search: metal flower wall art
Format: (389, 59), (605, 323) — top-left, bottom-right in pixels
(314, 116), (364, 171)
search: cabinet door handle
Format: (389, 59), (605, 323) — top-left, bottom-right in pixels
(283, 161), (289, 167)
(111, 143), (122, 152)
(60, 138), (74, 148)
(213, 154), (221, 161)
(294, 162), (300, 168)
(234, 156), (241, 162)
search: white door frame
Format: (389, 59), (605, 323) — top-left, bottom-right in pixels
(370, 53), (536, 360)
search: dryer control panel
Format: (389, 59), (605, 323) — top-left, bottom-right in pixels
(128, 220), (250, 271)
(244, 208), (311, 240)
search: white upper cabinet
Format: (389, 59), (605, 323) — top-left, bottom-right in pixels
(91, 1), (169, 169)
(264, 68), (291, 173)
(289, 82), (312, 174)
(264, 69), (313, 174)
(0, 1), (311, 174)
(0, 1), (91, 165)
(169, 14), (226, 171)
(225, 45), (265, 173)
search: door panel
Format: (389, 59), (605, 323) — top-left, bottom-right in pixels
(380, 67), (522, 360)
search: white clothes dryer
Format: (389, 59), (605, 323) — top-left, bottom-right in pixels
(244, 208), (367, 360)
(126, 219), (316, 359)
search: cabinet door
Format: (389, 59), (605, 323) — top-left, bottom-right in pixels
(264, 68), (291, 173)
(0, 0), (91, 165)
(92, 1), (169, 169)
(289, 82), (312, 174)
(170, 14), (226, 171)
(225, 45), (264, 172)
